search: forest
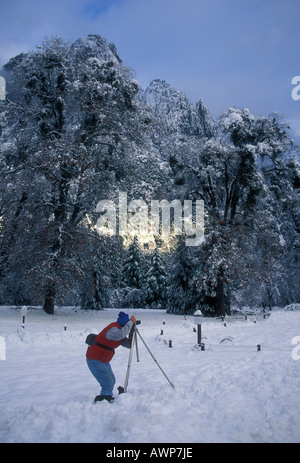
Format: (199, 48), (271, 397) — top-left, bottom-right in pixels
(0, 35), (299, 316)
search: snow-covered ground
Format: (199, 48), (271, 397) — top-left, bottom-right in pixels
(0, 305), (299, 443)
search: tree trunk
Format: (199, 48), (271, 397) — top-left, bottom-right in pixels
(43, 285), (55, 314)
(215, 273), (225, 318)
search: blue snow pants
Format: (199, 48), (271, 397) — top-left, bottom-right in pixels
(86, 358), (116, 396)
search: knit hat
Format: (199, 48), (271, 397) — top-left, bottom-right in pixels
(117, 311), (129, 326)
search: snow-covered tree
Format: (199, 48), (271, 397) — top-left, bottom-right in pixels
(0, 36), (166, 313)
(0, 36), (298, 316)
(144, 247), (168, 308)
(80, 235), (125, 310)
(183, 108), (295, 315)
(121, 236), (145, 290)
(167, 239), (198, 315)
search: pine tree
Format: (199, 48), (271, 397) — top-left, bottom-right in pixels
(145, 247), (168, 308)
(167, 239), (198, 314)
(121, 236), (145, 289)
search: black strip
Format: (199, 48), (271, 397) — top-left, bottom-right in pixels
(96, 342), (115, 352)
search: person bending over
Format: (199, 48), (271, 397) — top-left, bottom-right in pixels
(86, 311), (136, 403)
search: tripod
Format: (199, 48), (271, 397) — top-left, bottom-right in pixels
(120, 323), (175, 393)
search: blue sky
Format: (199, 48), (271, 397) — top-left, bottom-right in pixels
(1, 0), (300, 143)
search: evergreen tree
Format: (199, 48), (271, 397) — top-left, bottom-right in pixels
(145, 247), (168, 308)
(167, 239), (198, 315)
(121, 236), (145, 289)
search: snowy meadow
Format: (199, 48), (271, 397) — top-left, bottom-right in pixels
(0, 306), (299, 444)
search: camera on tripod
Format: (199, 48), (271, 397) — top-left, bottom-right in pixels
(135, 320), (141, 325)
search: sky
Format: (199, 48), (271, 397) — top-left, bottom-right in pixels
(0, 0), (300, 143)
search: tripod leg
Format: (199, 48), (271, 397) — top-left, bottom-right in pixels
(123, 325), (136, 393)
(134, 331), (140, 362)
(136, 329), (175, 389)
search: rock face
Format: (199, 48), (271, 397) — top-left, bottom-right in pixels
(70, 35), (124, 65)
(143, 79), (216, 138)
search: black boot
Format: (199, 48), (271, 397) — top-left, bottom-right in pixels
(94, 395), (114, 403)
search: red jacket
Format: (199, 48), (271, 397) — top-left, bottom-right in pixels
(86, 322), (125, 362)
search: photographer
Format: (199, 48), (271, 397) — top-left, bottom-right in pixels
(86, 311), (136, 403)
